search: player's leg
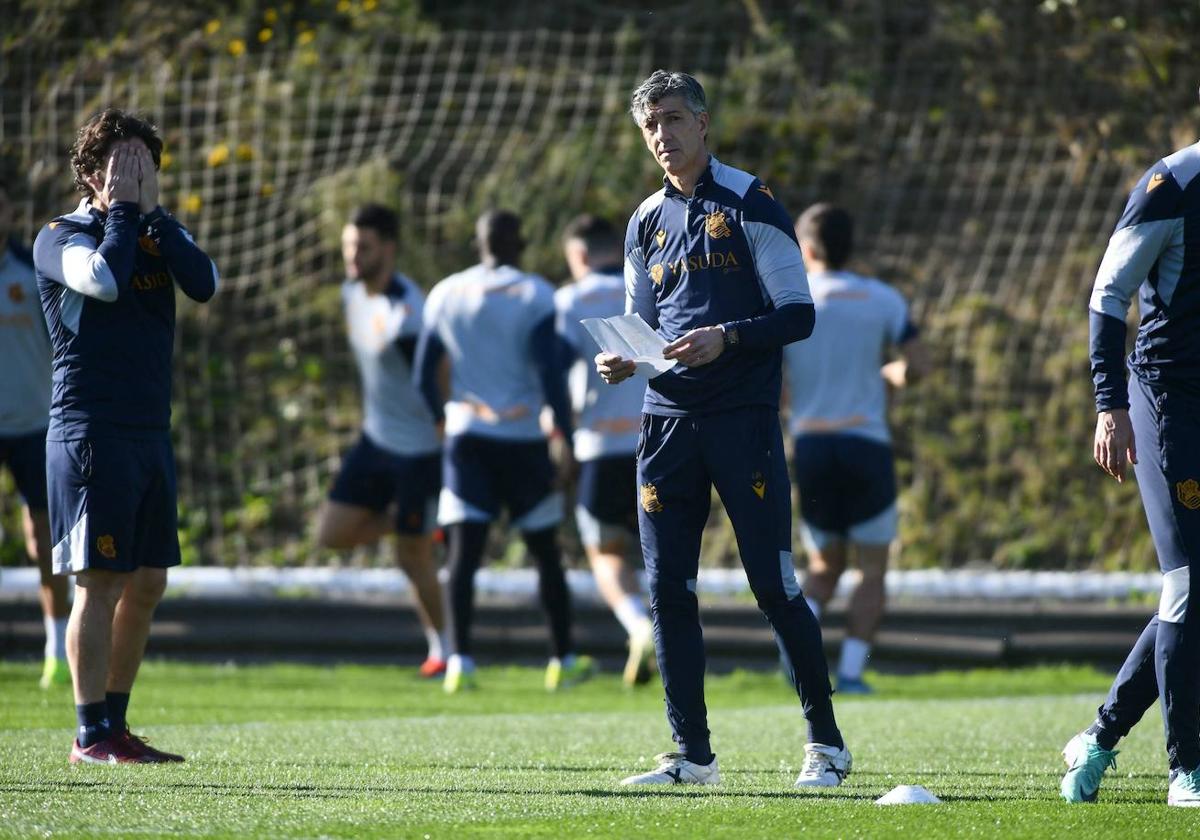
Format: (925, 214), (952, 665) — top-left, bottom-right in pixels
(438, 435), (498, 691)
(391, 451), (447, 676)
(67, 568), (128, 760)
(1061, 376), (1190, 801)
(793, 435), (847, 620)
(6, 429), (70, 687)
(101, 438), (184, 762)
(1135, 381), (1200, 804)
(315, 435), (395, 549)
(503, 440), (592, 689)
(576, 455), (653, 686)
(622, 415), (719, 785)
(706, 408), (848, 788)
(837, 542), (889, 692)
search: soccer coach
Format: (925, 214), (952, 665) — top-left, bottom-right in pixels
(597, 70), (850, 788)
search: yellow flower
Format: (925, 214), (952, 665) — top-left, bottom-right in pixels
(235, 143), (254, 162)
(259, 183), (275, 198)
(363, 0), (377, 10)
(228, 38), (246, 57)
(258, 27), (273, 43)
(297, 30), (315, 45)
(336, 0), (350, 12)
(204, 19), (221, 36)
(160, 151), (173, 170)
(264, 8), (278, 23)
(183, 194), (203, 213)
(301, 49), (318, 66)
(207, 144), (230, 167)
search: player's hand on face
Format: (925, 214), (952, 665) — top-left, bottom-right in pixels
(136, 144), (159, 214)
(663, 326), (725, 367)
(98, 145), (141, 207)
(1094, 408), (1137, 483)
(596, 352), (636, 385)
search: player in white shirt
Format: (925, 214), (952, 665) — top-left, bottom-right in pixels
(783, 204), (928, 693)
(555, 215), (655, 687)
(315, 204), (447, 678)
(416, 210), (594, 693)
(0, 175), (70, 689)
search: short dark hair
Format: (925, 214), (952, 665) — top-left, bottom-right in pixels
(476, 209), (524, 264)
(349, 203), (399, 241)
(70, 108), (163, 199)
(562, 214), (620, 254)
(796, 203), (854, 269)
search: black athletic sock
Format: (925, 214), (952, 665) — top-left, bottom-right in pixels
(75, 701), (111, 748)
(523, 527), (572, 659)
(446, 522), (489, 657)
(106, 692), (131, 734)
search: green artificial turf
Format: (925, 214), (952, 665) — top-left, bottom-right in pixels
(0, 661), (1193, 838)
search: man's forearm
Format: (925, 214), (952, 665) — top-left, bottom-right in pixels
(722, 302), (815, 350)
(1090, 309), (1129, 412)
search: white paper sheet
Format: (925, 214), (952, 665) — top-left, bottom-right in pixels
(580, 314), (677, 379)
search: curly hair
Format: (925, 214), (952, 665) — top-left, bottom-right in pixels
(69, 108), (162, 198)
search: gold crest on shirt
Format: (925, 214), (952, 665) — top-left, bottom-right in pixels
(650, 263), (665, 286)
(8, 283), (25, 304)
(1177, 479), (1200, 510)
(655, 229), (666, 249)
(640, 483), (664, 513)
(705, 210), (732, 239)
(1147, 172), (1166, 194)
(138, 235), (161, 256)
(751, 471), (766, 499)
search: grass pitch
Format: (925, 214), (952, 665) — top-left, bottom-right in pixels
(0, 660), (1194, 838)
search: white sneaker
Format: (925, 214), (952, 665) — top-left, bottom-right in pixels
(1168, 767), (1200, 807)
(620, 752), (720, 786)
(794, 742), (852, 787)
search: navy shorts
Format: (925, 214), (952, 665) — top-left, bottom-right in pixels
(46, 437), (180, 575)
(439, 434), (561, 531)
(793, 433), (898, 547)
(328, 433), (441, 535)
(575, 454), (638, 547)
(0, 428), (48, 510)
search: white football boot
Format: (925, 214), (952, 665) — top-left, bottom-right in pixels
(620, 752), (720, 786)
(1168, 767), (1200, 807)
(794, 742), (852, 787)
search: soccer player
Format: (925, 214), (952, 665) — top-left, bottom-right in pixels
(34, 109), (218, 763)
(555, 214), (655, 688)
(415, 209), (594, 693)
(0, 175), (71, 689)
(314, 204), (447, 677)
(598, 70), (850, 787)
(784, 204), (926, 694)
(1060, 133), (1200, 806)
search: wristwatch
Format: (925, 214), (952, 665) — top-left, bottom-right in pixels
(722, 324), (739, 347)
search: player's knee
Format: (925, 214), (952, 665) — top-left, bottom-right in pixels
(75, 569), (127, 606)
(126, 568), (168, 608)
(647, 574), (697, 613)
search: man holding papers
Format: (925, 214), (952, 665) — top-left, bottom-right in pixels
(596, 70), (850, 789)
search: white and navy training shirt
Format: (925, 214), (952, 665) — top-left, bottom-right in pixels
(342, 273), (439, 456)
(1090, 142), (1200, 409)
(33, 200), (218, 440)
(624, 155), (814, 415)
(783, 270), (916, 445)
(415, 263), (573, 442)
(556, 268), (644, 460)
(0, 240), (52, 436)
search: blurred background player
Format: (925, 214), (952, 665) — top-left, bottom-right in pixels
(416, 209), (593, 693)
(1060, 131), (1200, 806)
(35, 109), (218, 763)
(314, 204), (447, 678)
(784, 203), (927, 694)
(599, 70), (849, 788)
(0, 174), (70, 689)
(555, 214), (655, 687)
